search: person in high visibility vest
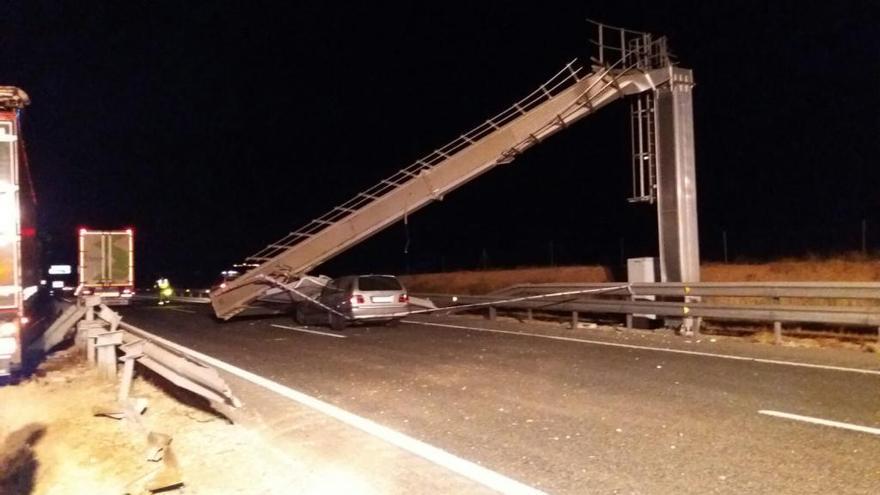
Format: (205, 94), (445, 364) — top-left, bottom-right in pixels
(156, 278), (173, 306)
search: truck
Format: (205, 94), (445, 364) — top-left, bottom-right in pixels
(0, 86), (40, 377)
(77, 229), (135, 305)
(47, 263), (77, 294)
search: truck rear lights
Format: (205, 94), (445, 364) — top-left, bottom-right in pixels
(0, 337), (16, 355)
(0, 321), (16, 337)
(399, 294), (409, 303)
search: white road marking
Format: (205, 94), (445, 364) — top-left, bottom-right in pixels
(403, 320), (880, 376)
(758, 410), (880, 436)
(165, 306), (197, 314)
(271, 324), (347, 339)
(145, 331), (544, 495)
(144, 305), (197, 313)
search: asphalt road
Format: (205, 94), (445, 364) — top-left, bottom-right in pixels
(120, 302), (880, 494)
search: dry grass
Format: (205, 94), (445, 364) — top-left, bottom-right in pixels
(401, 265), (611, 294)
(702, 258), (880, 282)
(749, 328), (879, 352)
(0, 349), (307, 495)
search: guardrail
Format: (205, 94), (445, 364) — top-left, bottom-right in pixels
(35, 297), (240, 410)
(119, 322), (240, 407)
(413, 281), (880, 342)
(32, 297), (241, 493)
(489, 282), (880, 300)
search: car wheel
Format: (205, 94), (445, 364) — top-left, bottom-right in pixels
(329, 312), (347, 331)
(295, 306), (308, 325)
(385, 318), (400, 327)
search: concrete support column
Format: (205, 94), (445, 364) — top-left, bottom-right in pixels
(654, 68), (700, 333)
(655, 68), (700, 284)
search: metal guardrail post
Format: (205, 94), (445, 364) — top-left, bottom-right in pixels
(95, 330), (123, 380)
(488, 306), (497, 321)
(119, 359), (135, 398)
(571, 311), (579, 329)
(118, 355), (136, 401)
(79, 320), (106, 365)
(118, 339), (144, 402)
(774, 321), (783, 345)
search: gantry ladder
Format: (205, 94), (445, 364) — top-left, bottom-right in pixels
(628, 91), (658, 203)
(211, 38), (671, 320)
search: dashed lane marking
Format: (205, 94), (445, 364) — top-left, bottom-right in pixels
(271, 324), (348, 339)
(144, 305), (197, 313)
(758, 410), (880, 436)
(165, 306), (197, 314)
(403, 320), (880, 376)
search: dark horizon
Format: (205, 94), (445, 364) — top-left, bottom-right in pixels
(3, 1), (879, 287)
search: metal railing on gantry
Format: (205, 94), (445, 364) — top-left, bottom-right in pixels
(212, 27), (673, 320)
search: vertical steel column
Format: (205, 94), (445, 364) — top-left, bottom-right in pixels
(654, 68), (700, 284)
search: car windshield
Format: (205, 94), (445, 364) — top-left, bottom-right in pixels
(358, 276), (402, 291)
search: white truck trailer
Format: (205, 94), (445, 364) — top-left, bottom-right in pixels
(77, 229), (135, 305)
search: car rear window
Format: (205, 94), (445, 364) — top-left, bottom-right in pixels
(358, 276), (402, 291)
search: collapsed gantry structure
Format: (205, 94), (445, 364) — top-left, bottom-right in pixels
(211, 21), (700, 321)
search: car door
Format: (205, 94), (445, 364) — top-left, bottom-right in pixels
(297, 278), (339, 324)
(318, 277), (348, 317)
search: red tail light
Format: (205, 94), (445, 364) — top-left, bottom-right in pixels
(350, 294), (365, 305)
(399, 294), (409, 303)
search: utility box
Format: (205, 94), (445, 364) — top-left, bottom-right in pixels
(627, 257), (659, 327)
(627, 257), (659, 284)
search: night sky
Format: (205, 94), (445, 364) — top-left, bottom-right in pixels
(2, 1), (879, 287)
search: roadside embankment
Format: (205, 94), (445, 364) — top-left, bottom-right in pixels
(401, 258), (880, 294)
(0, 348), (305, 494)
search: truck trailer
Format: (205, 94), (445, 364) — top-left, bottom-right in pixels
(0, 86), (40, 377)
(77, 229), (135, 305)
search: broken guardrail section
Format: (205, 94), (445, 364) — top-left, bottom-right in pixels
(33, 295), (241, 410)
(31, 296), (242, 492)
